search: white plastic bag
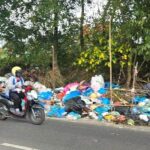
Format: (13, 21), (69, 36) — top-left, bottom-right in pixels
(91, 75), (104, 92)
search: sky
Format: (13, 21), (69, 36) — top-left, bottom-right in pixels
(0, 40), (6, 48)
(75, 0), (107, 22)
(84, 0), (107, 19)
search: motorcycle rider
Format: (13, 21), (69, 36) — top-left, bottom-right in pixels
(5, 66), (25, 115)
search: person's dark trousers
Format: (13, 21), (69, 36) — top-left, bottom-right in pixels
(9, 91), (24, 111)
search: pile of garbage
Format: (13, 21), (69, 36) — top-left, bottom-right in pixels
(0, 75), (150, 126)
(33, 75), (150, 126)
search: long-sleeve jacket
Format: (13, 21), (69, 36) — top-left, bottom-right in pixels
(4, 76), (24, 96)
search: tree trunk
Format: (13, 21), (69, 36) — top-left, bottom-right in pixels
(52, 0), (64, 88)
(80, 0), (85, 51)
(126, 53), (132, 88)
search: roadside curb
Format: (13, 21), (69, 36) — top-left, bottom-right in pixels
(46, 117), (150, 133)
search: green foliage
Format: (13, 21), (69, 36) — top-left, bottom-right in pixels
(0, 0), (149, 82)
(75, 0), (150, 80)
(0, 0), (80, 70)
(75, 23), (131, 73)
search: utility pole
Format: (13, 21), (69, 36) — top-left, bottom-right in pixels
(52, 45), (55, 90)
(109, 16), (113, 106)
(131, 62), (138, 104)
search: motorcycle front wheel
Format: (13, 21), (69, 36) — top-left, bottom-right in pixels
(29, 106), (45, 125)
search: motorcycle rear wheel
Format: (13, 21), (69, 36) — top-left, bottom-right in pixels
(0, 102), (8, 120)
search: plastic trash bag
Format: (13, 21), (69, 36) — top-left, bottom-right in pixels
(63, 82), (79, 94)
(62, 90), (81, 103)
(82, 88), (94, 97)
(66, 112), (81, 120)
(47, 105), (66, 118)
(91, 75), (105, 92)
(38, 91), (53, 100)
(133, 96), (147, 104)
(104, 82), (120, 89)
(94, 106), (110, 116)
(98, 88), (107, 94)
(98, 97), (110, 105)
(64, 97), (85, 115)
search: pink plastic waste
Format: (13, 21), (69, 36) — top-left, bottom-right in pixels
(63, 82), (79, 94)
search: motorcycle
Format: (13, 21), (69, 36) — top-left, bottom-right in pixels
(0, 87), (45, 125)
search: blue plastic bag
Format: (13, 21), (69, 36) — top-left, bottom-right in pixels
(133, 96), (147, 104)
(94, 106), (110, 115)
(98, 88), (107, 94)
(130, 107), (141, 115)
(104, 82), (120, 89)
(82, 88), (94, 96)
(62, 90), (81, 103)
(47, 105), (66, 118)
(98, 97), (110, 105)
(38, 91), (53, 100)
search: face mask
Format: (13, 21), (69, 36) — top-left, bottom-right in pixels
(16, 71), (22, 77)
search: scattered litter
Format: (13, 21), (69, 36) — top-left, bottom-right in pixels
(1, 74), (150, 126)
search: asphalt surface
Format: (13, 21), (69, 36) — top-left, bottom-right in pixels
(0, 118), (150, 150)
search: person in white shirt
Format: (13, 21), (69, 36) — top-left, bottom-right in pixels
(5, 66), (25, 115)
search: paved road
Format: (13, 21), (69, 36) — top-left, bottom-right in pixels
(0, 118), (150, 150)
